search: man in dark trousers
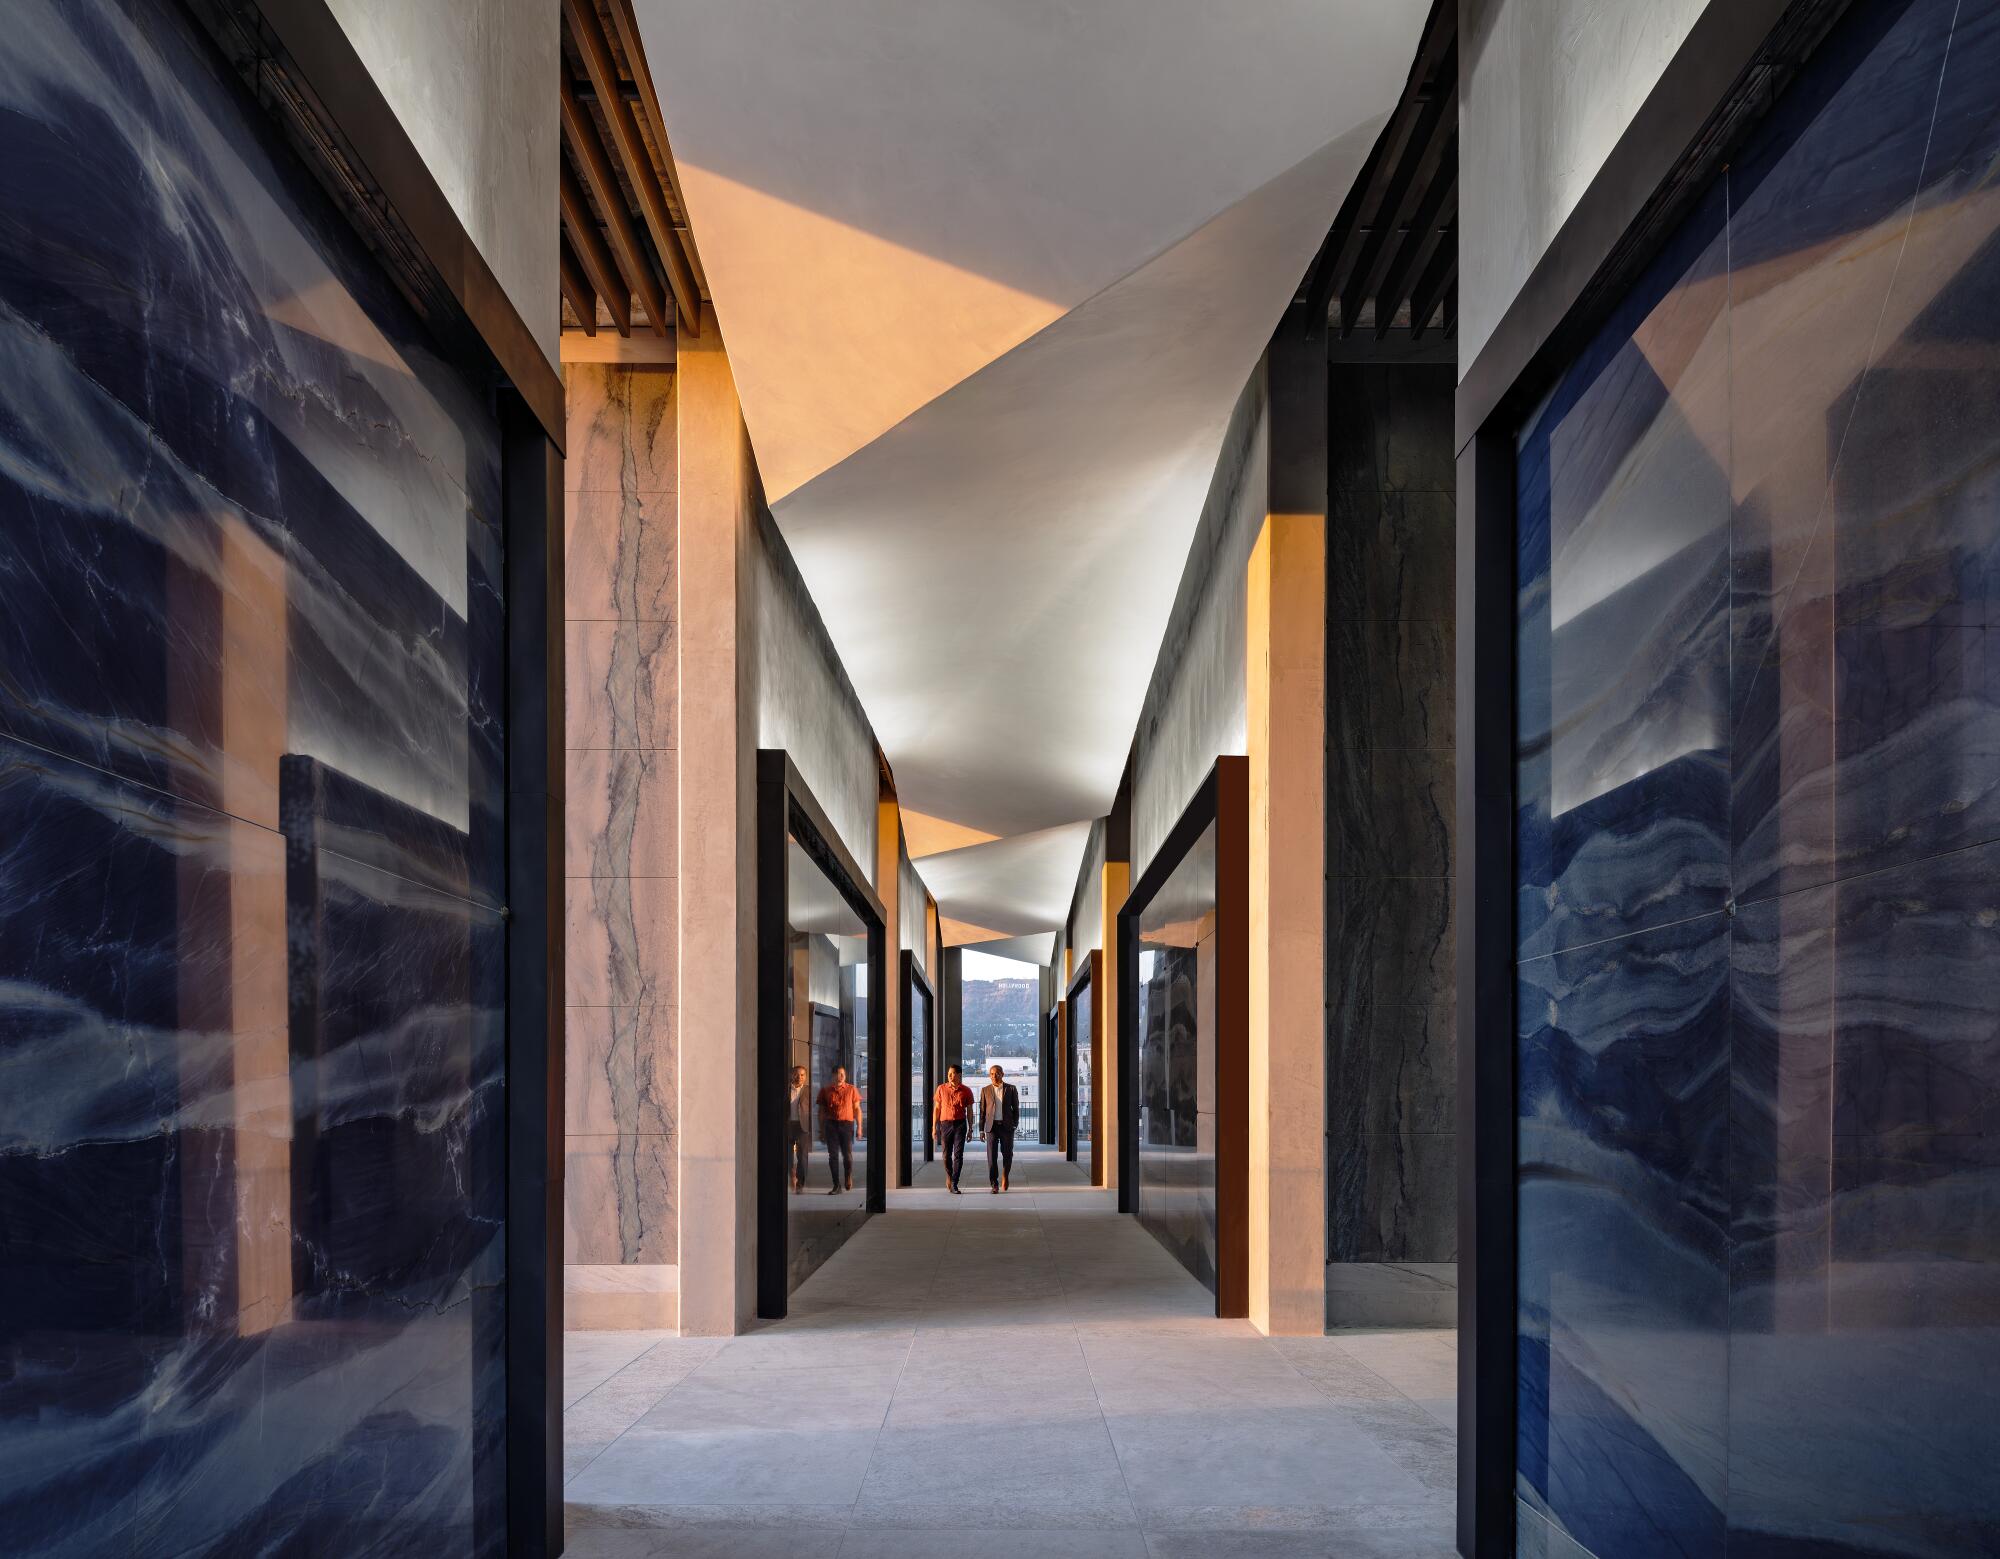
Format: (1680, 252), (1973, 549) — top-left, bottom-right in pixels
(979, 1063), (1020, 1193)
(818, 1064), (862, 1194)
(932, 1064), (974, 1194)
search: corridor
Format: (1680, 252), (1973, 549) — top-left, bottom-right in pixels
(562, 1146), (1457, 1557)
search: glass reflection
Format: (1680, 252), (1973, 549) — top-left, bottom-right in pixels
(908, 977), (931, 1166)
(1071, 975), (1093, 1180)
(1514, 1), (2000, 1551)
(1135, 822), (1219, 1294)
(781, 836), (869, 1290)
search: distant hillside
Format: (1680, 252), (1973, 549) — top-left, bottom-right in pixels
(962, 976), (1038, 1058)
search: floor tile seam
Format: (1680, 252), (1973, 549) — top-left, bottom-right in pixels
(561, 1337), (690, 1417)
(1325, 1335), (1449, 1407)
(844, 1311), (924, 1527)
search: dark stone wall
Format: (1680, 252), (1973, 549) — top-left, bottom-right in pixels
(1325, 364), (1458, 1325)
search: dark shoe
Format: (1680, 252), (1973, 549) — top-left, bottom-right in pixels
(990, 1185), (998, 1194)
(827, 1187), (840, 1195)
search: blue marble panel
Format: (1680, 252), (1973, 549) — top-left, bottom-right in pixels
(1729, 843), (2000, 1555)
(0, 0), (509, 1551)
(1730, 0), (2000, 905)
(1515, 180), (1733, 961)
(1517, 912), (1730, 1558)
(1521, 3), (2000, 1555)
(0, 0), (503, 905)
(0, 737), (505, 1556)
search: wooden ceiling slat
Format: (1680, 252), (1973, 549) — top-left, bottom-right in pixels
(561, 161), (632, 336)
(1338, 39), (1456, 339)
(1374, 146), (1456, 338)
(560, 235), (598, 336)
(561, 78), (669, 337)
(603, 0), (709, 298)
(1300, 0), (1456, 338)
(1409, 243), (1456, 341)
(564, 0), (700, 335)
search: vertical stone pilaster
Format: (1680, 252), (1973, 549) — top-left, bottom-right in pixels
(676, 307), (758, 1334)
(562, 354), (681, 1329)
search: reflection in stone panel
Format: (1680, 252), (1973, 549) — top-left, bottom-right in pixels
(1731, 846), (2000, 1554)
(1515, 173), (1732, 964)
(1136, 822), (1218, 1295)
(783, 839), (871, 1292)
(1517, 1), (2000, 1552)
(0, 0), (507, 1550)
(1516, 913), (1730, 1559)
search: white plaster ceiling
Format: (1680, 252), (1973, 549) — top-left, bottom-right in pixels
(909, 822), (1093, 945)
(638, 0), (1427, 950)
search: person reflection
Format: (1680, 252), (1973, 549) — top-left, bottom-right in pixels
(979, 1063), (1020, 1194)
(818, 1064), (862, 1195)
(786, 1064), (811, 1193)
(931, 1063), (973, 1195)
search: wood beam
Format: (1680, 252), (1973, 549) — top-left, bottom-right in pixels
(560, 78), (669, 337)
(1339, 40), (1456, 339)
(1303, 0), (1453, 326)
(1375, 152), (1456, 338)
(564, 0), (700, 335)
(559, 236), (597, 337)
(604, 0), (708, 298)
(1410, 243), (1456, 341)
(560, 161), (631, 336)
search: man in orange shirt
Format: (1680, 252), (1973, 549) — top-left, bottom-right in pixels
(817, 1064), (862, 1195)
(930, 1064), (974, 1194)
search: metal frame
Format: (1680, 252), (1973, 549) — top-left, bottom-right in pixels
(1450, 1), (1852, 1551)
(900, 952), (937, 1179)
(756, 751), (888, 1321)
(1116, 757), (1249, 1317)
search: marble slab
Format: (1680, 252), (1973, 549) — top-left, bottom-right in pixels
(1512, 3), (2000, 1551)
(0, 0), (510, 1549)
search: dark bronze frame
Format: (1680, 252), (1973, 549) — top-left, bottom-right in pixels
(757, 751), (888, 1320)
(900, 952), (937, 1180)
(1116, 756), (1249, 1317)
(1451, 1), (1852, 1551)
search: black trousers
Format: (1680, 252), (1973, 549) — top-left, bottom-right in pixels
(786, 1122), (810, 1186)
(985, 1122), (1015, 1187)
(826, 1120), (855, 1189)
(937, 1118), (967, 1185)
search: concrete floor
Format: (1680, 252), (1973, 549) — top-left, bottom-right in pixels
(563, 1145), (1457, 1557)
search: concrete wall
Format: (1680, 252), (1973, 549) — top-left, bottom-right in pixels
(1459, 0), (1713, 368)
(562, 363), (680, 1329)
(750, 509), (879, 877)
(900, 850), (929, 970)
(1130, 375), (1267, 877)
(326, 0), (561, 368)
(1068, 822), (1106, 962)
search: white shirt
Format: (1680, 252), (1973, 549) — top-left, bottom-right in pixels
(788, 1083), (810, 1130)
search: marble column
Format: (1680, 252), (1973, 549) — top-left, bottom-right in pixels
(563, 358), (680, 1328)
(1246, 332), (1329, 1336)
(675, 306), (760, 1334)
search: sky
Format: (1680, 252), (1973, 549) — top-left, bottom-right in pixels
(961, 948), (1039, 984)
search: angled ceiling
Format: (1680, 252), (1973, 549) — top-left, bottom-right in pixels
(637, 0), (1429, 946)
